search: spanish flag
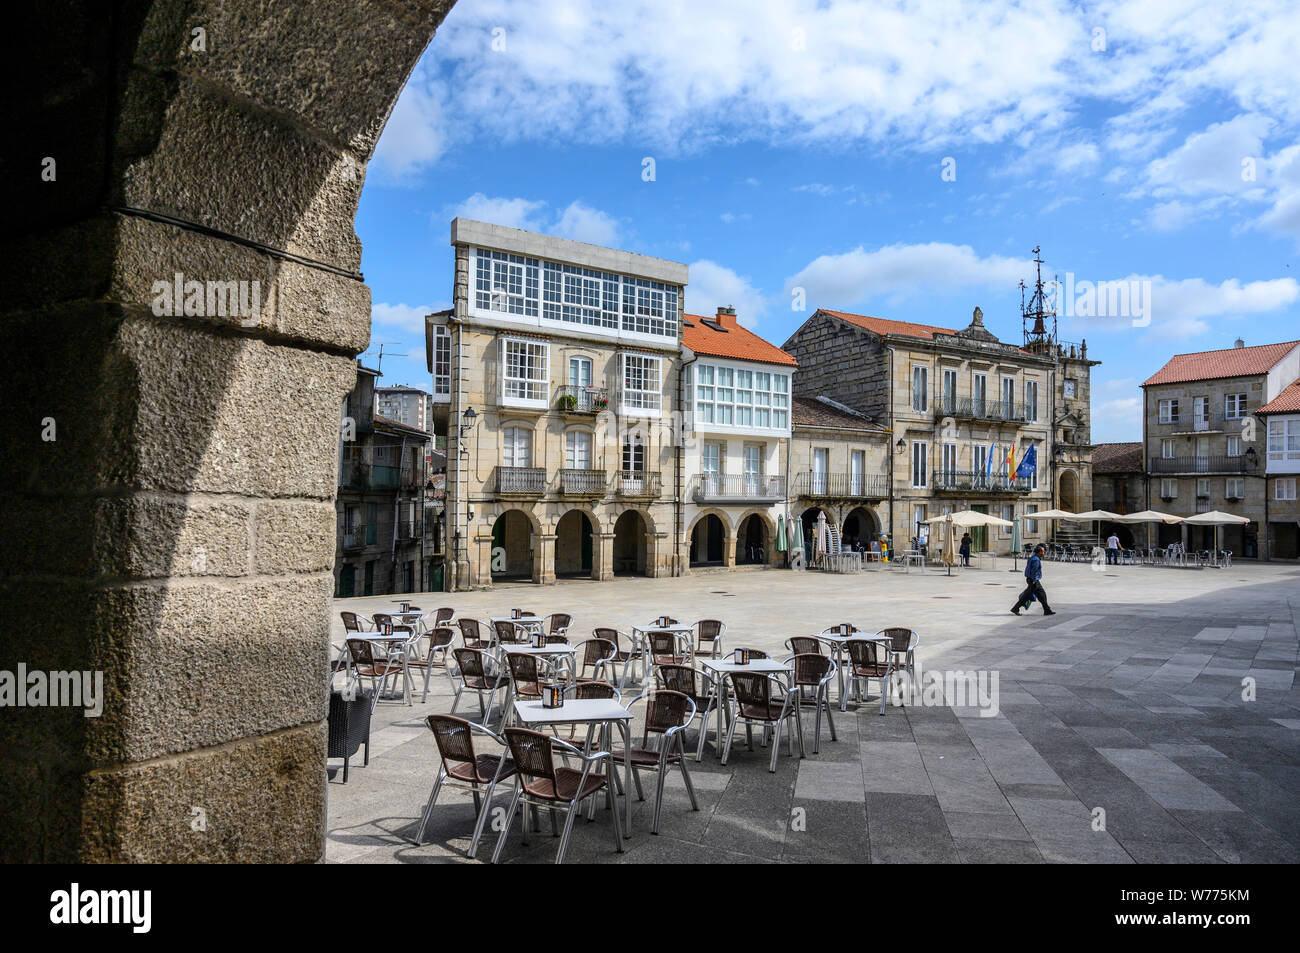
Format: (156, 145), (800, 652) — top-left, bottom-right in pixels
(1005, 444), (1016, 472)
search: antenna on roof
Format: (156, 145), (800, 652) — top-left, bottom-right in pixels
(363, 342), (409, 374)
(1021, 245), (1057, 355)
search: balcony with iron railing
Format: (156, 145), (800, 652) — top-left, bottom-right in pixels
(932, 470), (1032, 494)
(494, 466), (548, 496)
(397, 520), (418, 540)
(690, 473), (787, 503)
(342, 526), (368, 551)
(614, 470), (661, 498)
(560, 468), (607, 496)
(555, 385), (610, 415)
(1153, 412), (1234, 432)
(932, 395), (1031, 423)
(793, 472), (889, 499)
(1149, 455), (1251, 474)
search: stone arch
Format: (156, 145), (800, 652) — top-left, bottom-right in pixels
(7, 2), (458, 862)
(734, 509), (776, 565)
(554, 508), (596, 578)
(684, 506), (735, 540)
(1059, 469), (1082, 512)
(548, 501), (604, 536)
(612, 509), (650, 576)
(489, 510), (535, 580)
(842, 505), (880, 548)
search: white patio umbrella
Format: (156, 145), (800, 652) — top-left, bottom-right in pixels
(1029, 508), (1077, 519)
(1110, 509), (1184, 550)
(1062, 509), (1121, 547)
(815, 511), (828, 568)
(1180, 511), (1250, 564)
(925, 510), (1012, 575)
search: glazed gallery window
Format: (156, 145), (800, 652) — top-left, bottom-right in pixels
(694, 363), (789, 430)
(475, 248), (538, 316)
(565, 430), (592, 470)
(1268, 419), (1300, 462)
(473, 247), (679, 339)
(432, 325), (451, 396)
(621, 354), (662, 411)
(502, 338), (548, 404)
(502, 427), (532, 468)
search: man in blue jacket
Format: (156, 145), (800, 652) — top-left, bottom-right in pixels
(1011, 544), (1055, 616)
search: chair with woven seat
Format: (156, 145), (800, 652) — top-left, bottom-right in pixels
(594, 627), (644, 691)
(494, 619), (531, 648)
(613, 689), (699, 834)
(341, 611), (368, 633)
(503, 652), (561, 725)
(570, 638), (617, 684)
(545, 613), (573, 639)
(648, 630), (689, 668)
(721, 670), (804, 773)
(786, 653), (837, 753)
(414, 714), (516, 858)
(345, 638), (404, 713)
(784, 635), (826, 656)
(458, 617), (489, 649)
(844, 639), (894, 716)
(450, 647), (508, 722)
(404, 625), (458, 703)
(693, 619), (726, 659)
(655, 663), (720, 762)
(491, 728), (624, 864)
(875, 627), (919, 698)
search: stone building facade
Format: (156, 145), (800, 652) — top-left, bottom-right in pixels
(1091, 441), (1145, 546)
(782, 307), (1096, 554)
(1141, 340), (1300, 557)
(1258, 380), (1300, 560)
(437, 219), (686, 588)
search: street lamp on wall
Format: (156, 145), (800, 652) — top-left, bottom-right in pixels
(458, 406), (479, 438)
(895, 438), (906, 455)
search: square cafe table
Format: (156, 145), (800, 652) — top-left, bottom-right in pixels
(631, 622), (695, 668)
(698, 657), (793, 759)
(513, 698), (635, 837)
(348, 633), (417, 703)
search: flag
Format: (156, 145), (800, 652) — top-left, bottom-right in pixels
(1015, 444), (1038, 479)
(1005, 443), (1016, 473)
(985, 443), (995, 479)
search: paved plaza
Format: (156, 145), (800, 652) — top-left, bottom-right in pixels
(327, 559), (1300, 863)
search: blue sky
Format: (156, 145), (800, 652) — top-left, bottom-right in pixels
(356, 0), (1300, 443)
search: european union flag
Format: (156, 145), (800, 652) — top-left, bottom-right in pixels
(1015, 444), (1038, 479)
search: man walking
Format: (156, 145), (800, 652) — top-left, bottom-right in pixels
(1106, 531), (1122, 565)
(1011, 543), (1055, 616)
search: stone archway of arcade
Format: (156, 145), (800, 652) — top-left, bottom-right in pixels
(3, 1), (458, 862)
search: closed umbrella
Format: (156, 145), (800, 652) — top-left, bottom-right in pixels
(776, 515), (787, 552)
(1010, 516), (1023, 572)
(941, 515), (957, 574)
(815, 511), (828, 568)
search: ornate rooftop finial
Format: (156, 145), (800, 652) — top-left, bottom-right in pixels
(972, 306), (984, 326)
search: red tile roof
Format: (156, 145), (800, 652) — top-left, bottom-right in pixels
(1258, 380), (1300, 415)
(792, 395), (890, 433)
(1141, 340), (1300, 387)
(819, 308), (958, 340)
(1092, 441), (1144, 473)
(682, 312), (797, 367)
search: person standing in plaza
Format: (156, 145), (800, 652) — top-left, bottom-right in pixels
(1106, 531), (1122, 565)
(959, 531), (972, 567)
(1011, 543), (1055, 616)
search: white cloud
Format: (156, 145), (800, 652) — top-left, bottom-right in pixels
(1143, 114), (1273, 198)
(684, 261), (769, 328)
(371, 302), (443, 335)
(551, 201), (621, 245)
(1092, 396), (1143, 440)
(449, 193), (548, 231)
(784, 242), (1028, 306)
(369, 72), (447, 182)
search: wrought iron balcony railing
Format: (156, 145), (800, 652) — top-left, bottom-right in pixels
(932, 395), (1029, 423)
(793, 472), (888, 499)
(555, 385), (610, 414)
(614, 470), (661, 497)
(494, 466), (547, 495)
(342, 526), (368, 550)
(932, 470), (1032, 493)
(690, 473), (787, 503)
(560, 468), (607, 496)
(1148, 455), (1251, 474)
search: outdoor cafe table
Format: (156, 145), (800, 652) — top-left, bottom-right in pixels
(630, 621), (695, 658)
(814, 629), (870, 708)
(500, 642), (579, 684)
(513, 698), (635, 837)
(697, 657), (793, 758)
(350, 633), (416, 702)
(489, 616), (545, 648)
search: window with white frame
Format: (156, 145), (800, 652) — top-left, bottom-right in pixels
(1028, 441), (1039, 489)
(565, 430), (592, 470)
(1159, 398), (1179, 423)
(1276, 477), (1297, 501)
(543, 262), (621, 329)
(622, 436), (645, 472)
(1196, 478), (1210, 497)
(432, 326), (451, 396)
(622, 278), (679, 337)
(912, 505), (926, 536)
(1000, 504), (1014, 535)
(475, 248), (539, 316)
(1225, 477), (1244, 499)
(1268, 418), (1300, 462)
(1025, 379), (1039, 422)
(693, 362), (790, 431)
(1160, 478), (1178, 498)
(502, 338), (548, 404)
(941, 443), (958, 485)
(1227, 434), (1242, 457)
(912, 365), (928, 412)
(568, 356), (593, 389)
(1162, 438), (1175, 459)
(1026, 504), (1039, 534)
(1225, 393), (1248, 419)
(621, 354), (662, 412)
(502, 427), (532, 468)
(1001, 376), (1015, 415)
(972, 372), (988, 411)
(941, 367), (958, 410)
(911, 441), (928, 488)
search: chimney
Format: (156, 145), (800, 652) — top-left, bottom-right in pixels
(715, 305), (737, 329)
(1234, 338), (1245, 348)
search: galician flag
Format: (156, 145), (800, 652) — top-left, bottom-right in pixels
(1015, 443), (1038, 479)
(985, 442), (995, 479)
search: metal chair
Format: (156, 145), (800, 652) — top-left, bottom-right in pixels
(656, 663), (720, 762)
(545, 613), (573, 638)
(344, 637), (405, 714)
(693, 619), (726, 659)
(721, 670), (804, 773)
(613, 690), (699, 834)
(844, 639), (894, 716)
(414, 715), (516, 858)
(875, 627), (919, 697)
(458, 617), (489, 649)
(450, 648), (508, 722)
(648, 630), (689, 668)
(571, 637), (617, 684)
(404, 625), (458, 702)
(785, 635), (826, 656)
(786, 653), (837, 753)
(594, 626), (644, 691)
(491, 728), (624, 864)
